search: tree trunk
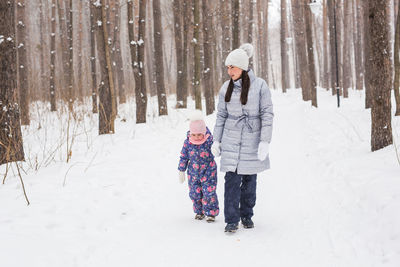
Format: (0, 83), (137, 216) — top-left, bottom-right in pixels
(211, 7), (219, 93)
(128, 0), (142, 122)
(393, 0), (400, 116)
(39, 0), (48, 105)
(247, 0), (254, 43)
(368, 0), (393, 151)
(112, 1), (126, 104)
(304, 0), (317, 107)
(337, 0), (343, 95)
(247, 0), (254, 69)
(312, 14), (323, 88)
(182, 0), (190, 104)
(220, 0), (231, 83)
(57, 0), (70, 106)
(173, 0), (186, 108)
(0, 1), (25, 164)
(269, 39), (277, 89)
(289, 2), (300, 89)
(77, 0), (83, 102)
(231, 0), (240, 49)
(66, 0), (74, 111)
(93, 0), (115, 134)
(102, 2), (116, 124)
(136, 0), (148, 122)
(327, 0), (338, 95)
(263, 1), (269, 82)
(193, 0), (202, 110)
(281, 0), (290, 92)
(145, 1), (156, 97)
(291, 0), (309, 98)
(363, 0), (372, 108)
(50, 0), (57, 111)
(342, 0), (352, 97)
(354, 0), (364, 91)
(256, 0), (268, 81)
(89, 0), (98, 113)
(322, 0), (330, 89)
(17, 0), (29, 125)
(202, 0), (215, 115)
(153, 0), (168, 116)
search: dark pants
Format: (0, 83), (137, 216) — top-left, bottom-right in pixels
(224, 171), (257, 224)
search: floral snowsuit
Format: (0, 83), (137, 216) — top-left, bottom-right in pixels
(178, 127), (219, 217)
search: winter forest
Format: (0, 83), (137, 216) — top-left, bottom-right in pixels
(1, 0), (400, 266)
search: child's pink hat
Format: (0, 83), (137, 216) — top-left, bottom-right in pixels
(189, 110), (206, 135)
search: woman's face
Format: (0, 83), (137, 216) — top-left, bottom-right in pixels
(227, 65), (243, 81)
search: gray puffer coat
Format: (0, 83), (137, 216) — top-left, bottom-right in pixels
(213, 69), (273, 175)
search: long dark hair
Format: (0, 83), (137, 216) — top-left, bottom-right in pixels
(225, 70), (251, 105)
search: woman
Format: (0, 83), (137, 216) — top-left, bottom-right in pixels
(212, 43), (273, 233)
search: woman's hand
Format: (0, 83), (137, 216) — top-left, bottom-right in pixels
(211, 141), (221, 157)
(257, 141), (270, 161)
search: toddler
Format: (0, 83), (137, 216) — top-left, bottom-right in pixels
(178, 111), (219, 222)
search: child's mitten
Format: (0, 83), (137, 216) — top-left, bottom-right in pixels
(179, 171), (186, 183)
(257, 141), (270, 161)
(211, 141), (221, 157)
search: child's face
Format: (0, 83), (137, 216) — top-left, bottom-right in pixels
(190, 133), (204, 141)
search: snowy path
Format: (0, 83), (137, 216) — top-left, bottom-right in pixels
(1, 90), (399, 267)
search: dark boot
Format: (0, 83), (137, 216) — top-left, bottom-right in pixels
(241, 217), (254, 229)
(224, 223), (239, 233)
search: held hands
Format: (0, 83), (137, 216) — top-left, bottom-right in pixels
(178, 171), (186, 184)
(211, 141), (221, 157)
(257, 141), (270, 161)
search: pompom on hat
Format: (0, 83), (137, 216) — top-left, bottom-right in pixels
(225, 43), (254, 70)
(189, 110), (206, 135)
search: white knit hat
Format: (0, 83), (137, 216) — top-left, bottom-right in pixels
(225, 43), (254, 70)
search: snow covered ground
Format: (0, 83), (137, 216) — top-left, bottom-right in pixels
(1, 89), (399, 267)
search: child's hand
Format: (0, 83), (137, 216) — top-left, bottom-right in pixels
(211, 141), (221, 157)
(178, 171), (186, 184)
